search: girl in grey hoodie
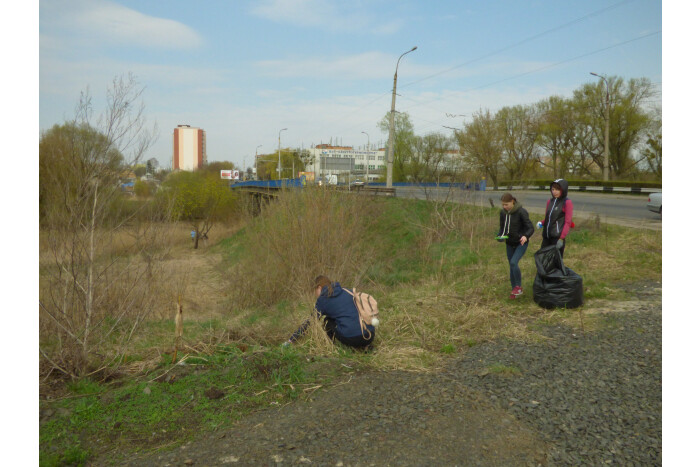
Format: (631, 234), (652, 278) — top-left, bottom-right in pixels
(497, 193), (535, 299)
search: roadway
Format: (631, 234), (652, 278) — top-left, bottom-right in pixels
(394, 187), (662, 231)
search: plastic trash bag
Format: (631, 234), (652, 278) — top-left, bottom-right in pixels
(532, 245), (584, 309)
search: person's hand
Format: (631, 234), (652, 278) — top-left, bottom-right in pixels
(556, 239), (563, 249)
(536, 221), (543, 229)
(520, 236), (527, 245)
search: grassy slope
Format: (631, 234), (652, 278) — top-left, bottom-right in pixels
(39, 194), (661, 466)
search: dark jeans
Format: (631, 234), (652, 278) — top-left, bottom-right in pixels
(288, 316), (373, 348)
(506, 242), (529, 288)
(323, 317), (374, 348)
(541, 237), (566, 258)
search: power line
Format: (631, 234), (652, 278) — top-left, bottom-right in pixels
(401, 0), (637, 89)
(402, 30), (661, 120)
(296, 0), (641, 148)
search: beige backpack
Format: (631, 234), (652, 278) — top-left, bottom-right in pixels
(343, 288), (379, 340)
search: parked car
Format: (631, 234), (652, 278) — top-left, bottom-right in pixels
(350, 179), (365, 186)
(646, 192), (662, 217)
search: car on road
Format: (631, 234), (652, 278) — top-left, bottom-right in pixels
(350, 179), (365, 187)
(646, 192), (662, 217)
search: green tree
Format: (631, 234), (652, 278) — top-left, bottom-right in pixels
(640, 107), (661, 179)
(133, 164), (147, 177)
(133, 179), (155, 198)
(406, 132), (454, 183)
(456, 109), (503, 187)
(256, 153), (276, 180)
(162, 171), (240, 249)
(573, 76), (654, 178)
(378, 111), (416, 182)
(39, 122), (124, 222)
(535, 96), (577, 178)
(497, 105), (540, 181)
(202, 160), (234, 177)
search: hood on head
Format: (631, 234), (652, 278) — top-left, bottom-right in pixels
(551, 178), (569, 198)
(508, 201), (522, 214)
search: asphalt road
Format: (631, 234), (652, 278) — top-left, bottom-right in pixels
(394, 187), (662, 231)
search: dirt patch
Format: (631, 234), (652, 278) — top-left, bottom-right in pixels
(120, 369), (550, 466)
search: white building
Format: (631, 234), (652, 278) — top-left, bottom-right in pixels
(306, 144), (386, 182)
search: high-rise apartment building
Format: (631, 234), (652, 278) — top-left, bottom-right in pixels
(173, 125), (207, 171)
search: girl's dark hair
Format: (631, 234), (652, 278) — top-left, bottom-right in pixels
(314, 275), (333, 297)
(500, 193), (516, 203)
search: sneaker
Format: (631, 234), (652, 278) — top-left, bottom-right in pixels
(513, 286), (523, 296)
(509, 287), (518, 300)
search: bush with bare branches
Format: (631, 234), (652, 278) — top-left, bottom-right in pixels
(39, 74), (164, 379)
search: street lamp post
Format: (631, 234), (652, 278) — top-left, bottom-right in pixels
(278, 128), (287, 180)
(386, 46), (417, 188)
(590, 72), (610, 181)
(255, 145), (262, 180)
(361, 131), (370, 181)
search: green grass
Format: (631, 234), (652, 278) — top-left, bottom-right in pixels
(40, 345), (346, 466)
(486, 363), (522, 376)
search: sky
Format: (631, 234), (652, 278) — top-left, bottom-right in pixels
(38, 0), (663, 171)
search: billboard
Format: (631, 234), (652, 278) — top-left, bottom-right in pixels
(221, 170), (240, 180)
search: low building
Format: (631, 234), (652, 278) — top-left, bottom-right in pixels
(306, 144), (386, 183)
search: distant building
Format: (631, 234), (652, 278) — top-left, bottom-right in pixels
(173, 125), (207, 171)
(306, 144), (386, 182)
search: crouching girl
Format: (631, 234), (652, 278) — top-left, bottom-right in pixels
(285, 275), (375, 349)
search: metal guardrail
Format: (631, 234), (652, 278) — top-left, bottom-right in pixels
(356, 186), (396, 196)
(492, 185), (661, 194)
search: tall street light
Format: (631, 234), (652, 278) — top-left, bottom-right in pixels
(386, 46), (417, 188)
(255, 144), (262, 180)
(278, 128), (287, 180)
(361, 131), (370, 181)
(590, 72), (610, 181)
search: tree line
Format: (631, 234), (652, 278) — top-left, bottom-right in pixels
(383, 76), (661, 187)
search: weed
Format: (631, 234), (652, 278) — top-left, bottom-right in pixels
(486, 363), (522, 376)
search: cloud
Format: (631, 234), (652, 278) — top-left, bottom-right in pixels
(249, 0), (401, 34)
(254, 51), (437, 81)
(41, 0), (203, 50)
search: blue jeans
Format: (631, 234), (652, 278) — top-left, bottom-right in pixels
(506, 243), (528, 288)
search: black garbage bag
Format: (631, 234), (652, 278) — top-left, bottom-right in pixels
(532, 245), (584, 309)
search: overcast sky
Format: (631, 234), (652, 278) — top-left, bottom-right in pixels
(37, 0), (663, 170)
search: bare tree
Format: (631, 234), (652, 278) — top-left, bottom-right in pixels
(497, 105), (541, 182)
(535, 96), (577, 178)
(39, 74), (162, 378)
(456, 108), (503, 188)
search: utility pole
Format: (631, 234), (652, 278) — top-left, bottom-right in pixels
(255, 145), (262, 180)
(590, 72), (610, 181)
(361, 131), (370, 181)
(278, 128), (287, 180)
(386, 46), (417, 188)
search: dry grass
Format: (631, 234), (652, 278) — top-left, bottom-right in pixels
(39, 189), (662, 380)
(225, 188), (385, 309)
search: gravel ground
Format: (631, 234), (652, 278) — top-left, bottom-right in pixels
(119, 283), (661, 466)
